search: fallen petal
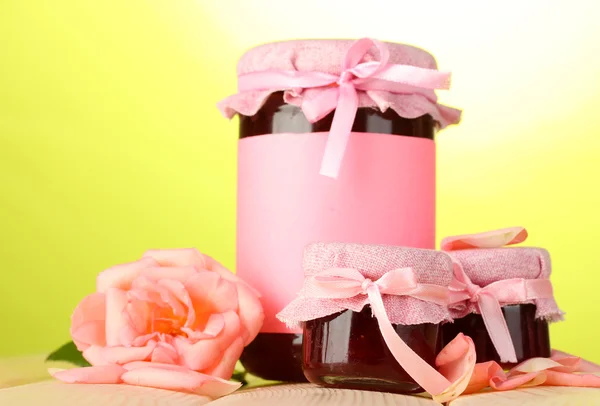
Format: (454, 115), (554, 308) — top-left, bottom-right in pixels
(551, 349), (600, 373)
(462, 361), (505, 395)
(49, 365), (126, 384)
(432, 333), (477, 403)
(543, 370), (600, 387)
(121, 367), (241, 398)
(441, 227), (527, 251)
(491, 371), (547, 390)
(510, 357), (564, 374)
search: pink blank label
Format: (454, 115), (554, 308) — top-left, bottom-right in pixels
(237, 132), (435, 333)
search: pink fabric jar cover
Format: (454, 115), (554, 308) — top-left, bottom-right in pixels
(217, 38), (461, 178)
(277, 242), (462, 397)
(442, 227), (563, 363)
(277, 242), (454, 327)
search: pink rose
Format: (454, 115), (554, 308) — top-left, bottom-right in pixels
(51, 248), (264, 399)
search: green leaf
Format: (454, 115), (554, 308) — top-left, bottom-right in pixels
(46, 341), (91, 367)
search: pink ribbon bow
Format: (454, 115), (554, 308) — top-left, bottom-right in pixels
(304, 267), (453, 396)
(235, 38), (452, 179)
(443, 227), (555, 363)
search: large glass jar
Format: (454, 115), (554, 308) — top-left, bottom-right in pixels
(219, 39), (461, 382)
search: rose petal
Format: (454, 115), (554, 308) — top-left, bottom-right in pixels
(236, 283), (264, 345)
(105, 288), (136, 347)
(157, 278), (193, 320)
(124, 361), (193, 372)
(70, 293), (106, 350)
(121, 367), (241, 398)
(543, 370), (600, 387)
(462, 361), (505, 395)
(140, 266), (198, 284)
(203, 255), (261, 297)
(130, 277), (187, 316)
(510, 357), (565, 374)
(142, 248), (207, 269)
(441, 227), (528, 251)
(176, 311), (241, 371)
(432, 333), (477, 403)
(96, 257), (158, 293)
(151, 342), (179, 364)
(125, 299), (151, 336)
(204, 337), (244, 380)
(83, 341), (156, 366)
(182, 313), (226, 340)
(71, 321), (106, 352)
(490, 371), (547, 390)
(185, 272), (239, 316)
(551, 349), (600, 373)
(50, 365), (126, 384)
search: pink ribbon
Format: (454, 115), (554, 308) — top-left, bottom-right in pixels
(449, 266), (554, 364)
(443, 227), (555, 363)
(236, 38), (452, 179)
(304, 267), (453, 396)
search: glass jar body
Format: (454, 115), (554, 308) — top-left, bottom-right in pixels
(302, 306), (440, 393)
(441, 304), (551, 368)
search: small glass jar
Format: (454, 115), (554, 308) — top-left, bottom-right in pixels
(277, 242), (455, 393)
(439, 230), (562, 367)
(441, 303), (550, 368)
(303, 306), (440, 394)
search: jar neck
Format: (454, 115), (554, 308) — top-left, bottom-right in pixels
(239, 92), (436, 139)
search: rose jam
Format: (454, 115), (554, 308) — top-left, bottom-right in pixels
(441, 304), (550, 367)
(237, 93), (436, 382)
(302, 306), (440, 393)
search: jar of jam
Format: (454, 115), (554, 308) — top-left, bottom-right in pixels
(218, 38), (461, 381)
(440, 227), (563, 367)
(278, 242), (456, 394)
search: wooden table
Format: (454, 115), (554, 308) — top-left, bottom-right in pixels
(2, 354), (599, 405)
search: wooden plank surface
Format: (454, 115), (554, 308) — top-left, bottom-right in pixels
(0, 380), (210, 406)
(3, 381), (600, 406)
(209, 384), (435, 406)
(451, 386), (600, 406)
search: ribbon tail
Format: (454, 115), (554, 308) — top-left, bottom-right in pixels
(478, 294), (518, 363)
(366, 286), (452, 396)
(319, 84), (358, 178)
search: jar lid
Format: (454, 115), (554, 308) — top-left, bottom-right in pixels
(236, 39), (438, 76)
(442, 228), (563, 322)
(218, 38), (461, 128)
(277, 242), (454, 327)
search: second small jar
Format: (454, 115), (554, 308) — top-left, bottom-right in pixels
(440, 227), (563, 367)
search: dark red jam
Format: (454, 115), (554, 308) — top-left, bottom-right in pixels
(302, 306), (440, 393)
(237, 93), (436, 382)
(441, 304), (550, 367)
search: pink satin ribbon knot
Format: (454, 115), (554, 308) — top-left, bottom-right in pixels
(236, 38), (452, 179)
(449, 270), (554, 364)
(305, 267), (453, 396)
